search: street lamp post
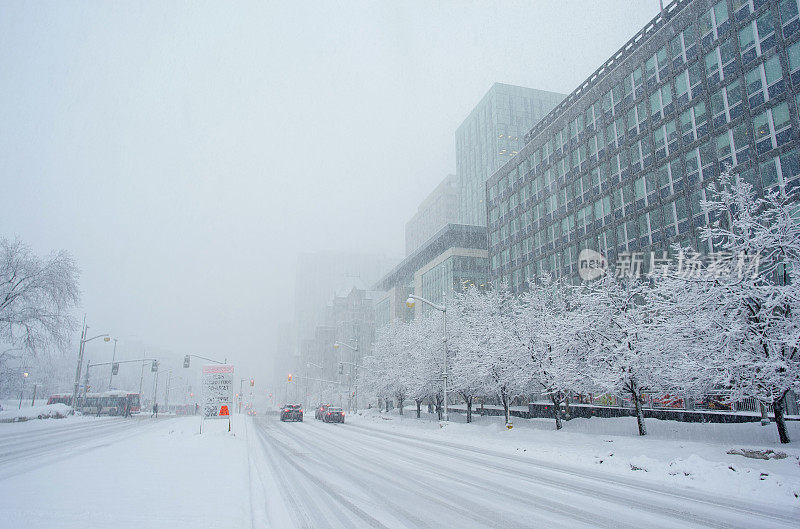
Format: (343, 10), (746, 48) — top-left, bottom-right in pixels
(18, 371), (29, 409)
(306, 362), (323, 405)
(333, 341), (359, 413)
(70, 317), (111, 413)
(107, 338), (118, 391)
(406, 294), (448, 422)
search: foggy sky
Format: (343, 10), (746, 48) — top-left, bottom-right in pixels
(1, 1), (661, 382)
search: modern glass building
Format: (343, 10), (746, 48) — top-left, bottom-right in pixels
(486, 0), (800, 291)
(457, 83), (565, 226)
(373, 224), (488, 324)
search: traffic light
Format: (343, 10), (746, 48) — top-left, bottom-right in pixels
(250, 378), (254, 387)
(338, 363), (344, 375)
(151, 360), (158, 372)
(111, 362), (119, 375)
(287, 373), (292, 382)
(183, 355), (190, 368)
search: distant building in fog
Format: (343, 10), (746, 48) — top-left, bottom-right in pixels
(457, 83), (565, 226)
(405, 174), (459, 256)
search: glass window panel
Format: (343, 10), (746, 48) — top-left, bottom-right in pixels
(765, 56), (783, 85)
(773, 102), (791, 130)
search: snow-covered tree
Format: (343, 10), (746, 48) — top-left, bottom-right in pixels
(657, 170), (800, 443)
(573, 275), (669, 436)
(450, 284), (522, 424)
(0, 237), (80, 356)
(512, 275), (586, 429)
(0, 238), (80, 395)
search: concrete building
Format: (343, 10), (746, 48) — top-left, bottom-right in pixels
(457, 83), (565, 226)
(374, 224), (488, 325)
(487, 0), (800, 291)
(405, 174), (459, 255)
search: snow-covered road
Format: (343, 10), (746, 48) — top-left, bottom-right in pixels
(0, 415), (166, 480)
(249, 415), (799, 529)
(1, 413), (797, 528)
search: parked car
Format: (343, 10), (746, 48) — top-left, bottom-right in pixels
(315, 404), (331, 420)
(280, 404), (303, 422)
(322, 407), (344, 423)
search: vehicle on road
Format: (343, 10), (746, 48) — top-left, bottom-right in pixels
(47, 391), (141, 415)
(247, 409), (257, 416)
(314, 404), (332, 420)
(323, 407), (344, 423)
(280, 404), (303, 422)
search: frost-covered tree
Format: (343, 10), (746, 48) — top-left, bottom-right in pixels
(405, 313), (445, 418)
(658, 170), (800, 443)
(512, 275), (587, 430)
(450, 288), (490, 423)
(573, 275), (669, 436)
(0, 237), (80, 356)
(450, 285), (522, 424)
(361, 314), (444, 418)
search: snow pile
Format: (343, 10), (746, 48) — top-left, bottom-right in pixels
(351, 409), (800, 506)
(0, 403), (71, 422)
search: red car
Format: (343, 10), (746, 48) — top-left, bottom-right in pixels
(280, 404), (303, 422)
(323, 407), (344, 423)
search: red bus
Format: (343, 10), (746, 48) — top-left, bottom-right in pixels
(47, 391), (141, 415)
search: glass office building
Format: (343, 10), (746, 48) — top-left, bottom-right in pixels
(457, 83), (565, 226)
(486, 0), (800, 291)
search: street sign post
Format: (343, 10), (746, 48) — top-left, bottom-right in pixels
(201, 364), (234, 419)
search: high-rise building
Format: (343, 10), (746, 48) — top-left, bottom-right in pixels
(405, 174), (459, 255)
(457, 83), (565, 226)
(374, 224), (488, 326)
(487, 0), (800, 292)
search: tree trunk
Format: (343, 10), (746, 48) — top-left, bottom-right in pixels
(774, 394), (790, 444)
(435, 395), (443, 420)
(397, 393), (404, 415)
(501, 391), (510, 424)
(550, 394), (563, 430)
(630, 382), (647, 436)
(759, 402), (770, 426)
(563, 395), (571, 421)
(384, 398), (389, 412)
(461, 393), (473, 423)
(415, 399), (422, 418)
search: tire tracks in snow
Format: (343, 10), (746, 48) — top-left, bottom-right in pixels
(341, 421), (799, 529)
(252, 418), (390, 529)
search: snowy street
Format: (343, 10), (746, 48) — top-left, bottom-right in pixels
(248, 414), (800, 529)
(1, 412), (799, 528)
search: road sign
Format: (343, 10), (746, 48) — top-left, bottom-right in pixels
(201, 364), (234, 419)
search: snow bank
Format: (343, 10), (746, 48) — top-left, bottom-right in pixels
(0, 403), (71, 422)
(351, 408), (800, 507)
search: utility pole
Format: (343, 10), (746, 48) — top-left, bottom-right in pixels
(71, 317), (87, 412)
(107, 338), (118, 390)
(152, 369), (159, 411)
(83, 359), (90, 398)
(165, 372), (171, 413)
(139, 360), (146, 400)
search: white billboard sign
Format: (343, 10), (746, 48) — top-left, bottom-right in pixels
(201, 364), (234, 418)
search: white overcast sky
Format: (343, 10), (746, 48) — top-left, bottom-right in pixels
(1, 1), (661, 381)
